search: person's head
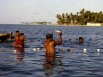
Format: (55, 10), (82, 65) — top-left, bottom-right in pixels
(19, 33), (24, 37)
(19, 33), (24, 35)
(46, 33), (53, 39)
(19, 33), (25, 39)
(79, 37), (84, 44)
(15, 30), (19, 35)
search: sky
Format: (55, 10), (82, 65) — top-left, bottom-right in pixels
(0, 0), (103, 24)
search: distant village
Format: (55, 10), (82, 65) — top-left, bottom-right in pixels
(21, 21), (52, 25)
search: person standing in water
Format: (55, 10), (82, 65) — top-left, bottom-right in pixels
(14, 33), (25, 62)
(14, 33), (25, 47)
(14, 30), (20, 40)
(44, 31), (62, 57)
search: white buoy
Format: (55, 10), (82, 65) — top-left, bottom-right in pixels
(97, 49), (100, 52)
(97, 49), (100, 55)
(33, 48), (36, 51)
(37, 48), (40, 51)
(83, 48), (87, 53)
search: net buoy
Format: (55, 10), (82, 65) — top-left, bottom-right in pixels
(83, 48), (87, 53)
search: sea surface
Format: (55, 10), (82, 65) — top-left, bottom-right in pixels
(0, 24), (103, 77)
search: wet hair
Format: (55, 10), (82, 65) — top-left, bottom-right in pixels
(16, 30), (19, 33)
(79, 37), (84, 44)
(79, 37), (83, 40)
(19, 33), (24, 36)
(46, 33), (53, 39)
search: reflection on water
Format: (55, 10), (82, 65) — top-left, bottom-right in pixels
(14, 47), (25, 62)
(43, 55), (63, 77)
(43, 56), (55, 77)
(0, 25), (103, 77)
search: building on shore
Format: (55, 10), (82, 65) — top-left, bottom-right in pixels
(87, 23), (103, 26)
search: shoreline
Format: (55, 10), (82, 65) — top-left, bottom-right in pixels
(0, 24), (102, 26)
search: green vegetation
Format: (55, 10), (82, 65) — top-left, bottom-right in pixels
(56, 9), (103, 25)
(21, 22), (51, 25)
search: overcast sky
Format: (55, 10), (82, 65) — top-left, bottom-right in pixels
(0, 0), (103, 24)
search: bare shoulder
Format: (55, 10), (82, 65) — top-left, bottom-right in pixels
(51, 40), (56, 46)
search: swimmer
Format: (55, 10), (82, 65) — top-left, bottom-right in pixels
(79, 37), (84, 44)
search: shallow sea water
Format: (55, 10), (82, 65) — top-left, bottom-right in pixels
(0, 24), (103, 77)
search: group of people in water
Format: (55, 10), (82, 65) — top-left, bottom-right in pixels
(13, 30), (84, 61)
(13, 30), (62, 61)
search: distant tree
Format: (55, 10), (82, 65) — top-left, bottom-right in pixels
(56, 8), (103, 25)
(65, 13), (71, 25)
(79, 8), (85, 15)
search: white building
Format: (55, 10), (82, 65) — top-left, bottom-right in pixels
(87, 23), (102, 26)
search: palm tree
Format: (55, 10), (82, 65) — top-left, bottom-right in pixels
(56, 14), (62, 25)
(80, 8), (85, 15)
(65, 13), (71, 25)
(56, 8), (103, 25)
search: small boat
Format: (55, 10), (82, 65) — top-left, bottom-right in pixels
(0, 32), (12, 42)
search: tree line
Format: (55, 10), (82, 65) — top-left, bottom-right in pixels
(56, 9), (103, 25)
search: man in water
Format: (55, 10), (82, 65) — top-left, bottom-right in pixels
(14, 30), (20, 40)
(14, 33), (25, 47)
(79, 37), (84, 44)
(44, 31), (62, 57)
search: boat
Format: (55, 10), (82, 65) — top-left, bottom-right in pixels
(0, 32), (12, 42)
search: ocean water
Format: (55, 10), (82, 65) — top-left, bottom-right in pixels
(0, 24), (103, 77)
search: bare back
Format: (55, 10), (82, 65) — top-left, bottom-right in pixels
(45, 32), (62, 57)
(45, 39), (56, 56)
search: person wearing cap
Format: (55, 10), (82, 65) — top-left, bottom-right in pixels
(44, 32), (62, 57)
